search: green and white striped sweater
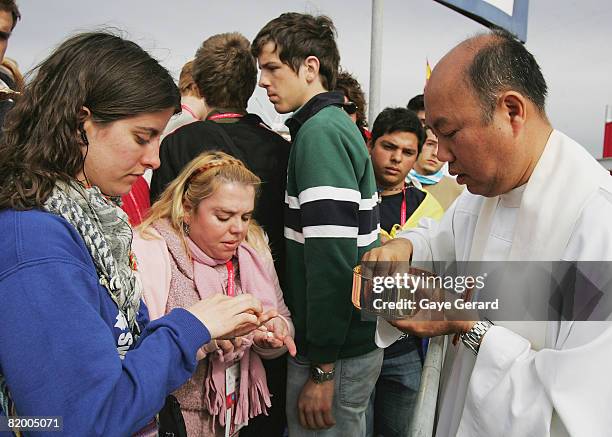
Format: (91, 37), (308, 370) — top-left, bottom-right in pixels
(284, 97), (380, 363)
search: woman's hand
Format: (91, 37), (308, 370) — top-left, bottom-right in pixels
(217, 339), (235, 355)
(187, 294), (277, 339)
(253, 316), (297, 356)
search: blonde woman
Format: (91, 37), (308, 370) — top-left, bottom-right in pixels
(134, 151), (295, 436)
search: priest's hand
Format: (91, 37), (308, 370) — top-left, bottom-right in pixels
(362, 236), (413, 262)
(362, 237), (413, 277)
(298, 376), (336, 430)
(390, 320), (476, 337)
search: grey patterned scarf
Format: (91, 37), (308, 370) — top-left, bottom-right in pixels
(42, 180), (143, 338)
(0, 181), (144, 434)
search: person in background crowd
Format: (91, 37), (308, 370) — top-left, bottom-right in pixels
(162, 59), (208, 139)
(336, 69), (370, 143)
(370, 108), (444, 244)
(366, 29), (612, 437)
(135, 151), (295, 436)
(409, 125), (463, 210)
(121, 173), (151, 226)
(407, 93), (463, 209)
(364, 107), (442, 437)
(150, 32), (291, 437)
(0, 57), (23, 92)
(253, 13), (382, 437)
(406, 93), (425, 126)
(0, 31), (272, 436)
(0, 0), (20, 132)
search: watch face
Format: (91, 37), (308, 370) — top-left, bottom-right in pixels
(310, 366), (334, 383)
(311, 367), (321, 377)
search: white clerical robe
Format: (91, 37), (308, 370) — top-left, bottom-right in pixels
(376, 130), (612, 437)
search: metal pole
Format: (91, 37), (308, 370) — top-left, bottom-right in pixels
(368, 0), (383, 128)
(408, 335), (445, 437)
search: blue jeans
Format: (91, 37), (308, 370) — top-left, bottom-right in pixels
(366, 349), (422, 437)
(286, 348), (383, 437)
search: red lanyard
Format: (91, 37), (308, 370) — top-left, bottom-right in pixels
(400, 184), (407, 226)
(181, 104), (197, 119)
(226, 260), (235, 297)
(208, 112), (244, 121)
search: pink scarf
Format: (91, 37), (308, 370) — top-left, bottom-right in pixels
(186, 237), (276, 427)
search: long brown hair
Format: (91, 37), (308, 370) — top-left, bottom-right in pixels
(0, 31), (180, 210)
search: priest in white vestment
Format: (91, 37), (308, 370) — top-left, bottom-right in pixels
(365, 29), (612, 437)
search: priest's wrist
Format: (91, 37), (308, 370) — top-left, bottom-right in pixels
(461, 321), (478, 334)
(460, 319), (494, 355)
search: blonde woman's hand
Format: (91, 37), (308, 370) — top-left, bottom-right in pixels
(187, 294), (277, 339)
(253, 316), (297, 356)
(217, 339), (235, 355)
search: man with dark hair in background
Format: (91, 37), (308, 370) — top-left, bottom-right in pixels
(253, 12), (382, 436)
(368, 107), (443, 242)
(0, 0), (20, 130)
(406, 93), (425, 126)
(150, 32), (290, 437)
(366, 29), (612, 436)
(407, 93), (463, 210)
(365, 107), (442, 437)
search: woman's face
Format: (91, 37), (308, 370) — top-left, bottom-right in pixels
(77, 108), (174, 196)
(186, 181), (255, 261)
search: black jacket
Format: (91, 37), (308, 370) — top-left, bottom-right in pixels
(150, 114), (291, 287)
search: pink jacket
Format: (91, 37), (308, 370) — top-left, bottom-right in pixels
(133, 227), (294, 355)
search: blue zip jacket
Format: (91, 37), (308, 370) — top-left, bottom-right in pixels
(0, 209), (211, 436)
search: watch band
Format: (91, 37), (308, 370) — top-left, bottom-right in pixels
(310, 365), (335, 384)
(460, 319), (494, 355)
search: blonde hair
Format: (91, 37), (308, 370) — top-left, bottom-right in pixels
(139, 151), (269, 255)
(0, 57), (24, 92)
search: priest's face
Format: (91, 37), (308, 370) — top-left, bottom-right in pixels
(424, 49), (524, 197)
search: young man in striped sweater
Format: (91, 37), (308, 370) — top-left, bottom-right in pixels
(253, 13), (383, 437)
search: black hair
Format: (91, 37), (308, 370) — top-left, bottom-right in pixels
(371, 107), (424, 153)
(407, 94), (424, 112)
(467, 28), (548, 122)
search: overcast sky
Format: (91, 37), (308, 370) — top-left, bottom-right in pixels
(10, 0), (612, 157)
